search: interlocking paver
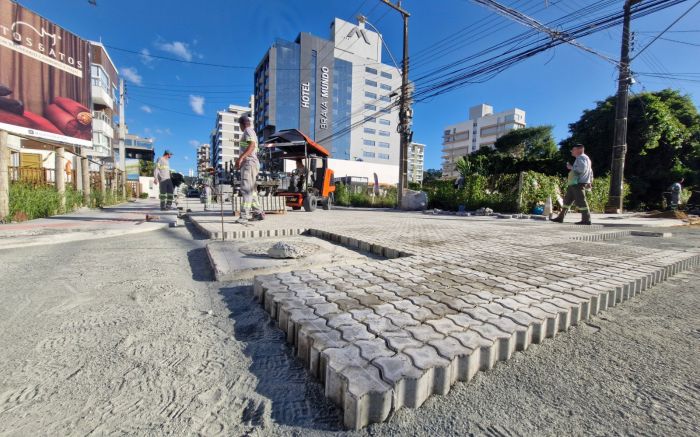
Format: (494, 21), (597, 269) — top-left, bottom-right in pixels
(243, 210), (700, 429)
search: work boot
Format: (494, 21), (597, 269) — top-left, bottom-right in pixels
(551, 210), (567, 223)
(251, 211), (266, 221)
(576, 211), (592, 225)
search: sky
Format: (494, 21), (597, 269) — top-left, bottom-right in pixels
(16, 0), (700, 174)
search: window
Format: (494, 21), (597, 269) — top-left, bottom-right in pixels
(379, 119), (390, 126)
(365, 67), (378, 75)
(378, 141), (390, 148)
(365, 79), (377, 87)
(380, 71), (393, 79)
(363, 139), (375, 146)
(365, 116), (376, 123)
(378, 130), (390, 137)
(365, 91), (377, 99)
(365, 104), (376, 111)
(364, 128), (376, 134)
(363, 151), (375, 158)
(380, 83), (392, 91)
(379, 95), (391, 102)
(378, 153), (390, 160)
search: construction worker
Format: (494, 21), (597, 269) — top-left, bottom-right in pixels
(234, 115), (264, 223)
(552, 143), (593, 225)
(154, 150), (174, 211)
(668, 177), (684, 210)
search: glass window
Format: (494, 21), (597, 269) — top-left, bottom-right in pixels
(364, 128), (376, 134)
(365, 67), (378, 75)
(366, 116), (376, 123)
(363, 151), (375, 158)
(378, 153), (390, 159)
(365, 104), (376, 111)
(380, 83), (392, 91)
(378, 141), (390, 148)
(380, 71), (392, 79)
(363, 139), (375, 146)
(365, 91), (377, 99)
(379, 95), (391, 102)
(379, 119), (390, 126)
(378, 130), (390, 137)
(365, 79), (377, 87)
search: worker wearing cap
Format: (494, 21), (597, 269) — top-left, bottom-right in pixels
(234, 115), (264, 223)
(154, 150), (174, 210)
(552, 143), (593, 225)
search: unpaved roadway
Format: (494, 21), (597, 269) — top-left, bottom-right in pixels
(0, 224), (698, 436)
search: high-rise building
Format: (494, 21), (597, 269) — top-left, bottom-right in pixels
(408, 142), (425, 184)
(196, 143), (210, 176)
(442, 104), (526, 178)
(210, 99), (253, 173)
(89, 42), (119, 160)
(254, 18), (402, 182)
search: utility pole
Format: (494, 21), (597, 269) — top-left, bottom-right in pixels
(381, 0), (411, 209)
(606, 0), (640, 213)
(0, 130), (9, 221)
(118, 77), (127, 198)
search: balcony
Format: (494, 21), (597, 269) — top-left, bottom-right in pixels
(92, 79), (114, 109)
(92, 112), (114, 139)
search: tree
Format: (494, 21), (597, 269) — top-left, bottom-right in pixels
(139, 159), (155, 177)
(494, 125), (557, 160)
(561, 89), (700, 208)
(422, 168), (443, 185)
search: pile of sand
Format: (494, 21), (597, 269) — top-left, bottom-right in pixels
(643, 210), (689, 220)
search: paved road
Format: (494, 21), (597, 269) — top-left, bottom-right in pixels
(0, 223), (698, 436)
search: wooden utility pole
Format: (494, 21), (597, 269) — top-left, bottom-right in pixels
(381, 0), (411, 209)
(606, 0), (640, 213)
(0, 130), (10, 221)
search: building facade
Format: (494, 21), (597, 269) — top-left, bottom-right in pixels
(89, 42), (119, 160)
(210, 100), (253, 173)
(197, 143), (210, 176)
(254, 18), (401, 174)
(408, 142), (425, 184)
(442, 104), (526, 178)
(123, 132), (154, 161)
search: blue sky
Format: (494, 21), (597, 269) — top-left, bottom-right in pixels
(17, 0), (700, 173)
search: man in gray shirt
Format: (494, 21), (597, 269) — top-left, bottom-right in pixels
(234, 115), (264, 223)
(154, 150), (174, 211)
(552, 144), (593, 225)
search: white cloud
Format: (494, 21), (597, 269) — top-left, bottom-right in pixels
(189, 95), (205, 115)
(155, 40), (193, 61)
(188, 139), (199, 148)
(156, 128), (163, 134)
(140, 48), (155, 67)
(184, 156), (190, 161)
(120, 67), (143, 85)
(140, 105), (153, 113)
(164, 128), (173, 135)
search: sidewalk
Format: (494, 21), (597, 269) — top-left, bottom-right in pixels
(0, 199), (175, 250)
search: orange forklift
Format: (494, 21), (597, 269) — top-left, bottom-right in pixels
(262, 129), (335, 211)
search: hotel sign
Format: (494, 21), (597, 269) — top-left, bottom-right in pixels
(300, 65), (331, 130)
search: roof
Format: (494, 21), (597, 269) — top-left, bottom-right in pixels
(263, 129), (331, 158)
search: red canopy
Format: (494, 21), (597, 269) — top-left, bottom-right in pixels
(263, 129), (331, 158)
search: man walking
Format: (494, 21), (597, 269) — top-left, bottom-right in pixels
(234, 115), (264, 223)
(552, 143), (593, 225)
(154, 150), (174, 211)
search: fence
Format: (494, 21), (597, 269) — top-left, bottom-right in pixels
(9, 166), (125, 194)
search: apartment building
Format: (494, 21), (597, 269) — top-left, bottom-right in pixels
(408, 142), (425, 184)
(210, 99), (253, 173)
(442, 104), (526, 178)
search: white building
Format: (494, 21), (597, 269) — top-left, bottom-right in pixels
(254, 18), (401, 183)
(408, 142), (425, 184)
(210, 98), (253, 173)
(442, 104), (526, 178)
(196, 143), (210, 176)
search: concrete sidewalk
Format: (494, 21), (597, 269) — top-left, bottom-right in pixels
(0, 200), (175, 250)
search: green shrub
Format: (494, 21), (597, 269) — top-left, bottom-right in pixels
(333, 183), (397, 208)
(64, 187), (84, 212)
(139, 192), (149, 199)
(9, 183), (61, 221)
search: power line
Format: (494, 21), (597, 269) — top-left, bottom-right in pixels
(631, 0), (700, 60)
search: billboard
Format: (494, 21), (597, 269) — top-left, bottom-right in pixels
(125, 158), (140, 181)
(0, 0), (92, 147)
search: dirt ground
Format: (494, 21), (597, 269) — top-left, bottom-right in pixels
(0, 224), (698, 436)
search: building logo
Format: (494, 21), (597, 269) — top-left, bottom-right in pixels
(346, 27), (370, 45)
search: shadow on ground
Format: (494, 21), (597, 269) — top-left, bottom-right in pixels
(219, 284), (343, 431)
